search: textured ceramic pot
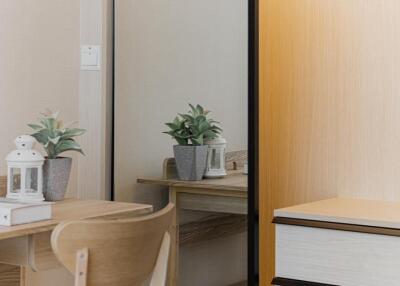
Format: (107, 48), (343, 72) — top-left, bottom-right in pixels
(43, 157), (72, 201)
(173, 145), (208, 181)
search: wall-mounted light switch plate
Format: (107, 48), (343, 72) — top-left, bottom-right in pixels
(81, 45), (101, 71)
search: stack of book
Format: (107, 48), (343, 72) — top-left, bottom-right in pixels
(0, 198), (52, 226)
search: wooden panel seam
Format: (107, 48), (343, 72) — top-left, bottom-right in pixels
(272, 277), (339, 286)
(273, 217), (400, 237)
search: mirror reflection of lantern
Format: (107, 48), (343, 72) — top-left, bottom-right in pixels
(205, 136), (227, 178)
(6, 135), (45, 202)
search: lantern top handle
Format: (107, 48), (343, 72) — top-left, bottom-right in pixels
(15, 135), (36, 150)
(6, 135), (44, 164)
(204, 135), (227, 145)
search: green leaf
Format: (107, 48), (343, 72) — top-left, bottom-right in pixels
(165, 123), (179, 131)
(191, 137), (203, 146)
(189, 104), (197, 115)
(204, 130), (218, 139)
(196, 104), (204, 114)
(198, 121), (210, 133)
(163, 104), (222, 146)
(211, 125), (223, 132)
(48, 136), (61, 145)
(31, 132), (48, 145)
(42, 139), (57, 158)
(28, 124), (43, 130)
(32, 129), (56, 145)
(40, 118), (56, 130)
(30, 110), (85, 157)
(179, 114), (194, 123)
(175, 137), (188, 145)
(174, 132), (191, 139)
(195, 115), (207, 124)
(55, 139), (84, 156)
(172, 116), (182, 125)
(60, 128), (86, 140)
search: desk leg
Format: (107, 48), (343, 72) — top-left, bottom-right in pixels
(169, 187), (179, 286)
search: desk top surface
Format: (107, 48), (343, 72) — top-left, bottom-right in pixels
(137, 170), (248, 193)
(275, 198), (400, 229)
(0, 199), (152, 240)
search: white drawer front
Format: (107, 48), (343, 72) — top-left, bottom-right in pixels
(276, 224), (400, 285)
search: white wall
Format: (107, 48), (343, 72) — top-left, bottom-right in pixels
(0, 0), (113, 201)
(0, 1), (81, 285)
(0, 0), (81, 198)
(114, 1), (248, 285)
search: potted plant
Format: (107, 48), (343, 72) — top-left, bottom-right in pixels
(164, 104), (222, 181)
(28, 109), (86, 201)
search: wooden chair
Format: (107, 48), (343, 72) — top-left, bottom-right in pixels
(51, 203), (175, 286)
(0, 176), (6, 197)
(0, 175), (21, 197)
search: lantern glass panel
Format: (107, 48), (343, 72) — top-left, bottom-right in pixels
(211, 149), (221, 169)
(25, 168), (38, 193)
(10, 168), (21, 193)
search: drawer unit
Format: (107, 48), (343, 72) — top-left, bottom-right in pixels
(273, 198), (400, 286)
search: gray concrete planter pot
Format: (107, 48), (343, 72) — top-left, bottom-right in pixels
(43, 157), (72, 201)
(173, 145), (208, 181)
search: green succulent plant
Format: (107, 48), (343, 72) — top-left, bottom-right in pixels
(28, 109), (86, 159)
(164, 104), (222, 146)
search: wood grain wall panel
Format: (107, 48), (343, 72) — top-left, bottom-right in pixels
(259, 0), (340, 283)
(259, 0), (400, 284)
(78, 0), (113, 200)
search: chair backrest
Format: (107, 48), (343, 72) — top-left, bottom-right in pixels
(225, 150), (247, 171)
(163, 150), (248, 179)
(51, 203), (175, 286)
(0, 175), (22, 197)
(0, 176), (7, 197)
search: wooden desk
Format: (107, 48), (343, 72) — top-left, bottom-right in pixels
(0, 199), (152, 286)
(273, 198), (400, 286)
(137, 170), (248, 286)
(138, 170), (247, 214)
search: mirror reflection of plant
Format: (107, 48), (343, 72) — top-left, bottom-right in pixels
(28, 109), (86, 159)
(164, 104), (222, 146)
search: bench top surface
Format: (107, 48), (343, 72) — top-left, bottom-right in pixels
(137, 170), (248, 193)
(275, 197), (400, 229)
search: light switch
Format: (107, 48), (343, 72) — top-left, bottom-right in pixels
(81, 45), (100, 71)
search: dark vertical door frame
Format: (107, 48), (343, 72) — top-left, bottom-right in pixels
(110, 0), (116, 201)
(111, 0), (259, 284)
(248, 0), (259, 284)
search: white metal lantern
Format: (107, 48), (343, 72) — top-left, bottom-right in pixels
(204, 136), (227, 178)
(6, 135), (45, 202)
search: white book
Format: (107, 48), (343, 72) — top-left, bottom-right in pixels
(0, 198), (52, 226)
